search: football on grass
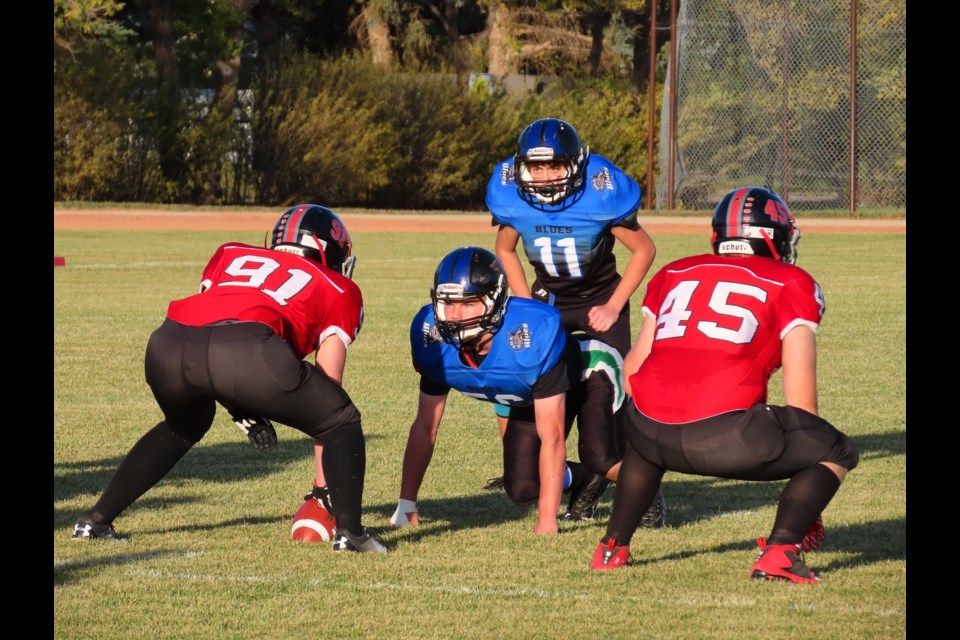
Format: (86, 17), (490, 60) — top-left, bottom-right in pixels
(291, 499), (337, 542)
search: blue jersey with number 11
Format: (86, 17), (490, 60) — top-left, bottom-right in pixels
(486, 154), (642, 299)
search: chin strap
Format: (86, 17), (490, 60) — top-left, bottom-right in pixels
(461, 348), (479, 369)
(758, 228), (782, 262)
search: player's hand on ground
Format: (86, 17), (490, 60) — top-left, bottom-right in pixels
(532, 518), (559, 535)
(231, 411), (278, 450)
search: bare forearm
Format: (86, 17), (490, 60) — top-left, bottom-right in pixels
(607, 254), (651, 312)
(533, 396), (566, 534)
(495, 227), (532, 298)
(608, 226), (656, 313)
(399, 426), (435, 500)
(782, 326), (819, 415)
(623, 315), (655, 397)
(536, 437), (566, 525)
(502, 255), (531, 298)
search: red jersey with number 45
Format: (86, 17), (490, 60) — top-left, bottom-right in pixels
(629, 254), (824, 423)
(166, 242), (363, 360)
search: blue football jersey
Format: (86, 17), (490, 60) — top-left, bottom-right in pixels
(410, 298), (568, 407)
(486, 154), (642, 299)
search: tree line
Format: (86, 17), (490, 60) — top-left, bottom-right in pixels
(54, 0), (672, 208)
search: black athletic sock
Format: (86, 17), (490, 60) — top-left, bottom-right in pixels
(565, 460), (604, 495)
(88, 422), (195, 525)
(321, 422), (366, 536)
(602, 445), (664, 547)
(766, 463), (842, 546)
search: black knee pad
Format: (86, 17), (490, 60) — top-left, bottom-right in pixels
(301, 403), (363, 439)
(823, 432), (860, 471)
(165, 418), (212, 445)
(504, 477), (538, 507)
(578, 449), (616, 478)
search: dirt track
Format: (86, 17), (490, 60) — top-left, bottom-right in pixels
(53, 207), (905, 235)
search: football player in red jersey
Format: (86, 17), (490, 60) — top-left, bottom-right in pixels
(590, 187), (858, 583)
(71, 204), (387, 553)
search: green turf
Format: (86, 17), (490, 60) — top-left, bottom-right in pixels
(54, 227), (906, 639)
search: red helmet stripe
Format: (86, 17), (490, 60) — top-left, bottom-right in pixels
(727, 187), (749, 236)
(283, 205), (310, 244)
(309, 233), (328, 266)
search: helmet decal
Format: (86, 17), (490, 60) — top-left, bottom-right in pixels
(270, 204), (356, 277)
(280, 204), (310, 245)
(712, 187), (799, 264)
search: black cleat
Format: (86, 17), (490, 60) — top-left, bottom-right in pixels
(71, 516), (128, 542)
(332, 528), (389, 553)
(563, 473), (610, 521)
(638, 490), (667, 529)
(482, 476), (505, 491)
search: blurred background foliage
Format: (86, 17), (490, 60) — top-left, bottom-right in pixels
(53, 0), (672, 207)
(53, 1), (903, 211)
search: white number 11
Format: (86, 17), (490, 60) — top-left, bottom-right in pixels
(533, 237), (582, 277)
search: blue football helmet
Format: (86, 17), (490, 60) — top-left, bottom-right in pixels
(430, 247), (508, 346)
(711, 187), (800, 264)
(514, 118), (589, 205)
(270, 204), (357, 279)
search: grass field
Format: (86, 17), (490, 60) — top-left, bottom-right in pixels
(53, 226), (906, 639)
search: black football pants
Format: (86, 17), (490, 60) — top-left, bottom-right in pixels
(89, 319), (367, 534)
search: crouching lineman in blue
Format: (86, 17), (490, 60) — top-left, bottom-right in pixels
(390, 246), (626, 535)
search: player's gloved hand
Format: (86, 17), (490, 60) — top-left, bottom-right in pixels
(390, 498), (418, 527)
(304, 485), (333, 512)
(231, 410), (277, 450)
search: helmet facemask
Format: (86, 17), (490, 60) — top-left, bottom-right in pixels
(784, 223), (800, 265)
(431, 287), (505, 347)
(430, 247), (508, 348)
(516, 158), (579, 204)
(514, 118), (589, 206)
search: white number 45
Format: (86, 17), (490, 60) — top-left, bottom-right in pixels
(655, 279), (767, 344)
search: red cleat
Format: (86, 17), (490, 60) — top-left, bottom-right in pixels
(591, 538), (629, 571)
(750, 538), (821, 584)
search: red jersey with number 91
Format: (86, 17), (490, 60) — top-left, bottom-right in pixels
(166, 243), (363, 360)
(630, 254), (824, 423)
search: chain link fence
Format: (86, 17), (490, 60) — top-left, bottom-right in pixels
(657, 0), (905, 211)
